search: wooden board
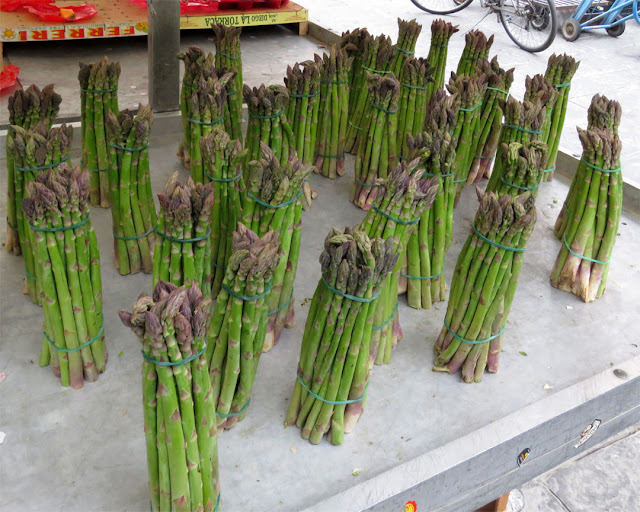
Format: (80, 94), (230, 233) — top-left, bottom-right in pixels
(0, 0), (308, 42)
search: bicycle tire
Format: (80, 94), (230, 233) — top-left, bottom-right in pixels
(500, 0), (558, 52)
(410, 0), (474, 15)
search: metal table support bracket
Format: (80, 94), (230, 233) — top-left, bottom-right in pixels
(147, 0), (180, 112)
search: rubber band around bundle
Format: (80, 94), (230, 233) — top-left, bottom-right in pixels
(362, 66), (391, 74)
(321, 79), (348, 85)
(462, 55), (479, 61)
(6, 217), (18, 231)
(15, 155), (70, 172)
(372, 303), (398, 332)
(460, 103), (482, 113)
(142, 344), (207, 367)
(25, 270), (37, 281)
(555, 82), (571, 88)
(297, 374), (369, 405)
(581, 159), (621, 173)
(113, 226), (157, 241)
(222, 280), (273, 302)
(474, 155), (494, 160)
(84, 165), (109, 173)
(214, 493), (221, 512)
(80, 87), (117, 93)
(216, 400), (250, 418)
(453, 178), (467, 184)
(268, 290), (293, 316)
(544, 167), (556, 173)
(401, 82), (429, 91)
(487, 86), (509, 95)
(472, 225), (526, 253)
(206, 171), (243, 182)
(499, 176), (540, 191)
(217, 50), (240, 61)
(108, 143), (150, 152)
(188, 115), (224, 126)
(249, 109), (285, 120)
(396, 47), (415, 55)
(45, 316), (105, 353)
(182, 78), (198, 88)
(227, 90), (238, 96)
(355, 177), (379, 188)
(422, 170), (454, 178)
(401, 260), (446, 280)
(156, 229), (212, 244)
(30, 215), (90, 233)
(247, 189), (303, 209)
(503, 124), (543, 135)
(443, 318), (506, 345)
(563, 234), (611, 265)
(370, 101), (398, 115)
(211, 261), (227, 270)
(372, 205), (420, 226)
(315, 152), (344, 159)
(321, 275), (381, 303)
(349, 120), (363, 131)
(289, 91), (319, 99)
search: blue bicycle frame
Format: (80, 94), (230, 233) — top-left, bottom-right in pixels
(570, 0), (640, 30)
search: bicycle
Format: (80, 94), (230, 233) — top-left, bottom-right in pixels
(561, 0), (640, 41)
(410, 0), (558, 52)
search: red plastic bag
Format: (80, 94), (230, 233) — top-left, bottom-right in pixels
(128, 0), (221, 15)
(0, 0), (52, 13)
(0, 65), (20, 94)
(23, 2), (98, 22)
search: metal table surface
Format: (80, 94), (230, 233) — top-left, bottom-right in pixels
(0, 117), (638, 512)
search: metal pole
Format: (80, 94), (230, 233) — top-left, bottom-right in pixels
(147, 0), (180, 112)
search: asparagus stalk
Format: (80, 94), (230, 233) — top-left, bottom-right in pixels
(455, 30), (494, 77)
(424, 20), (459, 102)
(212, 25), (244, 141)
(391, 18), (423, 77)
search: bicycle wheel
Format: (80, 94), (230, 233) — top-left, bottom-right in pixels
(500, 0), (558, 52)
(410, 0), (474, 15)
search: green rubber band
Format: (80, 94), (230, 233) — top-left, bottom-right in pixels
(555, 82), (571, 88)
(370, 101), (398, 115)
(499, 176), (540, 191)
(401, 260), (446, 280)
(30, 215), (90, 233)
(581, 159), (621, 174)
(321, 275), (381, 303)
(563, 234), (611, 265)
(268, 290), (293, 316)
(503, 124), (542, 135)
(474, 155), (494, 160)
(315, 152), (344, 159)
(349, 120), (363, 131)
(453, 178), (467, 184)
(113, 226), (156, 241)
(443, 318), (506, 345)
(422, 170), (454, 178)
(297, 374), (369, 405)
(216, 399), (250, 418)
(227, 90), (237, 96)
(362, 66), (391, 74)
(217, 50), (240, 61)
(212, 261), (227, 270)
(85, 166), (109, 173)
(108, 143), (149, 152)
(249, 109), (284, 120)
(15, 155), (70, 172)
(25, 270), (37, 280)
(463, 55), (479, 61)
(214, 493), (221, 512)
(188, 115), (224, 126)
(401, 82), (429, 91)
(372, 205), (420, 226)
(372, 303), (398, 331)
(544, 167), (556, 173)
(487, 86), (509, 95)
(206, 171), (243, 182)
(142, 344), (207, 367)
(398, 155), (407, 160)
(45, 316), (105, 353)
(182, 78), (198, 88)
(472, 225), (525, 253)
(289, 91), (319, 99)
(81, 87), (117, 93)
(396, 47), (415, 55)
(247, 189), (303, 209)
(546, 108), (553, 117)
(156, 229), (212, 244)
(460, 103), (482, 113)
(222, 280), (273, 302)
(355, 177), (379, 188)
(6, 217), (18, 231)
(321, 79), (348, 85)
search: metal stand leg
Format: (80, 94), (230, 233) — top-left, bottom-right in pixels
(147, 0), (180, 112)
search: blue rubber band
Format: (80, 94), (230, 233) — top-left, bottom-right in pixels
(321, 79), (348, 85)
(487, 86), (509, 95)
(84, 164), (109, 173)
(544, 167), (556, 173)
(396, 47), (415, 55)
(249, 109), (285, 120)
(462, 55), (479, 61)
(6, 217), (18, 231)
(188, 115), (224, 126)
(372, 205), (420, 226)
(321, 275), (381, 303)
(30, 215), (90, 233)
(401, 83), (429, 91)
(315, 152), (344, 159)
(182, 78), (198, 88)
(222, 280), (273, 302)
(401, 260), (446, 280)
(247, 189), (303, 209)
(349, 120), (363, 131)
(503, 124), (542, 135)
(499, 176), (540, 191)
(113, 226), (156, 241)
(474, 155), (494, 160)
(227, 90), (237, 96)
(217, 50), (240, 61)
(372, 303), (398, 331)
(443, 318), (506, 345)
(108, 143), (149, 152)
(81, 87), (117, 93)
(289, 91), (319, 98)
(297, 374), (369, 405)
(142, 344), (207, 367)
(45, 316), (105, 353)
(362, 66), (391, 74)
(214, 493), (221, 512)
(212, 261), (227, 270)
(453, 178), (467, 184)
(206, 171), (243, 182)
(472, 225), (526, 253)
(25, 270), (37, 280)
(555, 82), (571, 88)
(15, 155), (70, 172)
(422, 171), (454, 178)
(268, 290), (294, 316)
(355, 177), (379, 188)
(563, 234), (611, 265)
(216, 400), (250, 418)
(156, 229), (211, 244)
(460, 103), (482, 113)
(370, 101), (398, 115)
(581, 160), (621, 174)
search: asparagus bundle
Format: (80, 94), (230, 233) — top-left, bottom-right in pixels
(285, 226), (398, 445)
(434, 190), (537, 382)
(105, 106), (157, 275)
(542, 54), (580, 181)
(5, 84), (61, 255)
(213, 25), (244, 141)
(524, 75), (560, 164)
(554, 95), (621, 240)
(339, 27), (370, 115)
(314, 46), (350, 179)
(485, 140), (549, 198)
(361, 161), (439, 365)
(345, 34), (395, 153)
(351, 73), (401, 210)
(188, 71), (235, 184)
(22, 164), (107, 388)
(455, 30), (494, 76)
(447, 73), (488, 201)
(391, 18), (422, 77)
(550, 128), (622, 302)
(152, 173), (215, 298)
(424, 19), (459, 101)
(396, 57), (435, 160)
(400, 129), (457, 308)
(79, 57), (121, 207)
(285, 60), (321, 210)
(119, 282), (220, 512)
(10, 123), (73, 305)
(242, 144), (313, 351)
(243, 84), (293, 166)
(200, 131), (248, 298)
(206, 224), (281, 429)
(466, 57), (515, 184)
